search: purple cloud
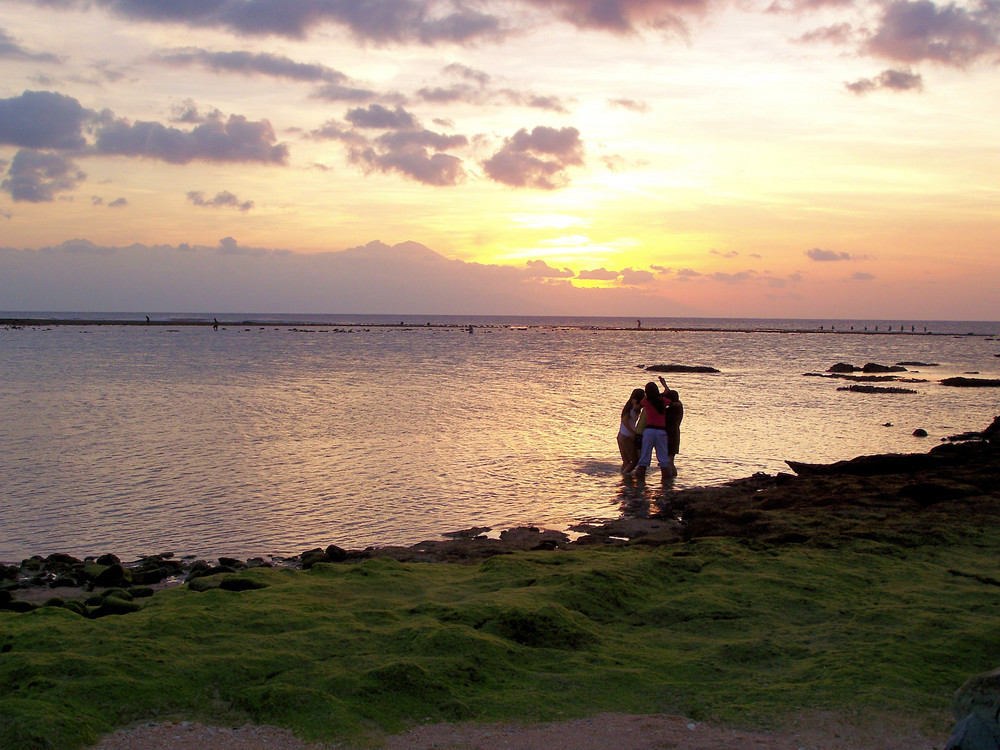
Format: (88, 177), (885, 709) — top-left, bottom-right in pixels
(846, 67), (924, 94)
(95, 114), (289, 164)
(620, 267), (654, 285)
(805, 247), (853, 261)
(0, 27), (59, 62)
(345, 104), (419, 130)
(482, 126), (584, 189)
(865, 0), (1000, 67)
(608, 98), (650, 113)
(1, 148), (86, 202)
(187, 190), (254, 212)
(519, 0), (711, 34)
(0, 90), (92, 150)
(526, 259), (574, 278)
(578, 267), (620, 280)
(69, 0), (505, 44)
(154, 47), (347, 83)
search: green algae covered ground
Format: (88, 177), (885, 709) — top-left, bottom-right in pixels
(3, 527), (1000, 749)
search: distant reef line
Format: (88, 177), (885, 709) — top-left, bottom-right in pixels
(2, 317), (993, 336)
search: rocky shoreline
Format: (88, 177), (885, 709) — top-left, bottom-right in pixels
(4, 414), (998, 620)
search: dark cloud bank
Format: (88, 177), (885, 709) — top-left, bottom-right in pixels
(0, 239), (692, 315)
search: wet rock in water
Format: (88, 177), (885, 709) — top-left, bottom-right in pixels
(645, 364), (721, 374)
(837, 384), (918, 394)
(862, 362), (908, 373)
(828, 362), (861, 373)
(300, 548), (332, 569)
(324, 544), (348, 562)
(218, 557), (246, 569)
(498, 527), (571, 547)
(442, 527), (493, 540)
(913, 428), (929, 437)
(897, 361), (939, 367)
(942, 377), (1000, 387)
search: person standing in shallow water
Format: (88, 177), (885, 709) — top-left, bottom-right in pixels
(663, 388), (683, 478)
(635, 376), (672, 482)
(617, 388), (645, 474)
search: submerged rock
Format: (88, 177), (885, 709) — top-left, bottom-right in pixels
(645, 364), (721, 374)
(942, 377), (1000, 387)
(837, 384), (918, 394)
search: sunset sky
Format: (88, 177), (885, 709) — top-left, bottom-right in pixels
(1, 0), (998, 319)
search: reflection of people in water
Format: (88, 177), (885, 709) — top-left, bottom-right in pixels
(617, 388), (645, 474)
(663, 388), (683, 478)
(635, 377), (672, 482)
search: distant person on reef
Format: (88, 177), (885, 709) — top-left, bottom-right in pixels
(664, 388), (683, 478)
(635, 376), (673, 482)
(617, 388), (645, 474)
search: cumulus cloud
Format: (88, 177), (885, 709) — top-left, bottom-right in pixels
(154, 47), (347, 83)
(349, 145), (466, 186)
(169, 100), (223, 124)
(187, 190), (254, 212)
(578, 267), (620, 280)
(0, 148), (86, 202)
(482, 125), (584, 189)
(793, 22), (855, 45)
(416, 65), (568, 112)
(519, 0), (710, 35)
(846, 67), (924, 94)
(805, 247), (855, 261)
(346, 104), (419, 130)
(526, 259), (574, 278)
(14, 0), (720, 44)
(865, 0), (1000, 67)
(608, 97), (650, 112)
(852, 271), (876, 280)
(620, 267), (654, 285)
(41, 0), (506, 44)
(108, 196), (128, 207)
(95, 114), (289, 164)
(0, 90), (92, 150)
(311, 106), (470, 186)
(0, 27), (59, 62)
(310, 83), (378, 102)
(0, 90), (291, 169)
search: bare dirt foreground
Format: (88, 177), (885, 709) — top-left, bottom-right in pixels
(88, 713), (937, 750)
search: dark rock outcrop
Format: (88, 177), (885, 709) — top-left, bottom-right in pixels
(862, 363), (908, 373)
(942, 378), (1000, 388)
(836, 384), (917, 394)
(645, 364), (720, 374)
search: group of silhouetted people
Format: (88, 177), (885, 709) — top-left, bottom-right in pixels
(617, 375), (683, 482)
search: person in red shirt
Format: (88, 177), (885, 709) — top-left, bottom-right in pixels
(636, 376), (672, 482)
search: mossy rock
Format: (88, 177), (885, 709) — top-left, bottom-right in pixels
(188, 575), (225, 592)
(128, 586), (156, 598)
(62, 600), (89, 617)
(219, 576), (269, 592)
(100, 587), (133, 601)
(89, 596), (141, 618)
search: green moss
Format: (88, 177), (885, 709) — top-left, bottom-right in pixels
(2, 539), (1000, 748)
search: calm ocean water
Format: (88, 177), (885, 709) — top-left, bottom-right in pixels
(2, 313), (999, 563)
